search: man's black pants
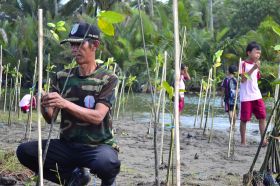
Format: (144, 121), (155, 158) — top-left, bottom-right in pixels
(16, 139), (120, 185)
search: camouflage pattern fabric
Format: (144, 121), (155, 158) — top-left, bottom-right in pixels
(51, 66), (118, 149)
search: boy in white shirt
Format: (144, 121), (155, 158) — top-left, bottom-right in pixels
(240, 41), (267, 146)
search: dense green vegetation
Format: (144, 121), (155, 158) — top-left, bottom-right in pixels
(1, 0), (280, 94)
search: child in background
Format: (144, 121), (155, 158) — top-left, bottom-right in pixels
(179, 64), (191, 113)
(19, 94), (36, 113)
(221, 65), (238, 130)
(239, 41), (267, 146)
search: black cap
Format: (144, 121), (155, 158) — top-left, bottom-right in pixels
(60, 22), (100, 44)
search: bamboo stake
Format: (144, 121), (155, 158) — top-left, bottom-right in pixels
(113, 75), (120, 119)
(179, 26), (187, 68)
(203, 75), (212, 135)
(272, 140), (275, 172)
(37, 9), (44, 186)
(172, 0), (181, 184)
(272, 64), (280, 126)
(200, 68), (212, 128)
(3, 64), (9, 112)
(116, 76), (125, 119)
(227, 58), (242, 157)
(155, 64), (163, 123)
(209, 65), (217, 142)
(166, 115), (175, 185)
(18, 75), (22, 118)
(112, 66), (120, 119)
(0, 45), (2, 100)
(14, 60), (21, 113)
(46, 54), (51, 92)
(159, 51), (167, 164)
(194, 79), (203, 127)
(25, 58), (37, 141)
(8, 78), (13, 126)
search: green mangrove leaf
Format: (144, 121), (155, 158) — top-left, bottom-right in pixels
(202, 79), (207, 91)
(56, 21), (65, 27)
(272, 26), (280, 37)
(56, 26), (66, 32)
(47, 22), (56, 28)
(44, 83), (50, 92)
(156, 53), (164, 65)
(50, 30), (59, 41)
(99, 11), (125, 24)
(272, 78), (280, 85)
(104, 57), (115, 67)
(269, 72), (276, 79)
(165, 123), (172, 127)
(274, 45), (280, 51)
(213, 50), (223, 62)
(97, 18), (114, 36)
(46, 64), (56, 72)
(162, 81), (174, 99)
(213, 62), (222, 68)
(126, 75), (137, 87)
(64, 59), (77, 69)
(216, 27), (229, 42)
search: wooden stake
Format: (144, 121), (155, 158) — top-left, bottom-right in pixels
(3, 64), (9, 112)
(8, 78), (13, 126)
(200, 68), (212, 128)
(194, 79), (203, 127)
(14, 60), (21, 113)
(25, 57), (37, 141)
(116, 76), (125, 119)
(37, 9), (44, 186)
(159, 51), (167, 164)
(209, 65), (217, 142)
(227, 58), (241, 157)
(172, 0), (181, 184)
(18, 75), (22, 118)
(272, 64), (280, 126)
(203, 73), (213, 135)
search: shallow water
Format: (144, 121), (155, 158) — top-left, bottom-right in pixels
(118, 93), (275, 140)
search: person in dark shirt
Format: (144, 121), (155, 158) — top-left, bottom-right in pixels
(221, 65), (238, 131)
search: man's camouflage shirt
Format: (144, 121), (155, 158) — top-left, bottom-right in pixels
(51, 66), (118, 149)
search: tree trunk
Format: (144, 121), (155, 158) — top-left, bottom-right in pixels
(208, 0), (214, 38)
(149, 0), (154, 16)
(54, 0), (58, 17)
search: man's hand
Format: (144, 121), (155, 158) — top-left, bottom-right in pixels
(41, 92), (66, 109)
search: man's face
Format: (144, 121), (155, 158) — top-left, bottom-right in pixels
(247, 48), (261, 62)
(70, 41), (94, 64)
